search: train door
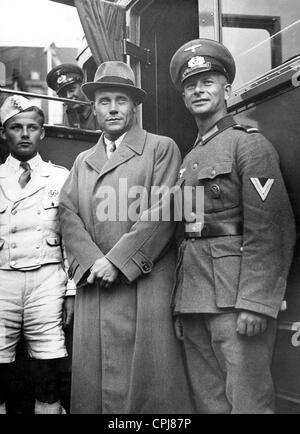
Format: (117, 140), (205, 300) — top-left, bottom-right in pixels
(138, 0), (199, 153)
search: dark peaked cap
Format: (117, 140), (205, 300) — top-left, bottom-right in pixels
(170, 38), (236, 89)
(46, 63), (83, 95)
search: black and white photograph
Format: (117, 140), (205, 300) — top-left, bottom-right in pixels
(0, 0), (299, 419)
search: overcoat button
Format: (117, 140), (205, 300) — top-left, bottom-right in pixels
(141, 260), (150, 272)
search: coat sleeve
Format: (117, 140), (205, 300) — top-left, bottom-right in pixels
(105, 138), (182, 283)
(59, 156), (104, 287)
(235, 132), (296, 318)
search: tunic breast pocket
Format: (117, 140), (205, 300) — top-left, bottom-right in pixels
(197, 161), (239, 213)
(42, 197), (59, 221)
(210, 236), (243, 308)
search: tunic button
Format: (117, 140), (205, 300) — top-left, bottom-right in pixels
(11, 227), (17, 233)
(193, 163), (198, 169)
(36, 245), (40, 249)
(211, 184), (221, 198)
(240, 247), (244, 253)
(11, 243), (16, 249)
(36, 226), (42, 231)
(11, 261), (16, 266)
(211, 169), (216, 177)
(190, 212), (196, 221)
(37, 210), (41, 215)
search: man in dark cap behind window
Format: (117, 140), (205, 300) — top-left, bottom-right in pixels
(46, 63), (98, 130)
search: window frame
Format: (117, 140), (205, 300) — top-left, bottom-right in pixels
(222, 14), (282, 69)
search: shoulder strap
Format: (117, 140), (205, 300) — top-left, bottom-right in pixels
(233, 124), (259, 134)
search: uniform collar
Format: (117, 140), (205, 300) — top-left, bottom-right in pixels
(194, 115), (237, 148)
(7, 153), (43, 172)
(1, 154), (50, 178)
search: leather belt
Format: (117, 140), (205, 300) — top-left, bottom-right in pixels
(185, 221), (243, 238)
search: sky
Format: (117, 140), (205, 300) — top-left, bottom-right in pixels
(0, 0), (84, 48)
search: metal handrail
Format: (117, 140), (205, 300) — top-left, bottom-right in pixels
(0, 87), (91, 106)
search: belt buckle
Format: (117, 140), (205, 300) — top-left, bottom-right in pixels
(185, 222), (204, 235)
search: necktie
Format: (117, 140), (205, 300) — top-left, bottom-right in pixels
(18, 161), (31, 188)
(107, 141), (116, 158)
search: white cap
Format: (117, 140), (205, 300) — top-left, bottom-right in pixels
(0, 95), (36, 125)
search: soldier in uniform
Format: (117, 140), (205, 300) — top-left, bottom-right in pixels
(0, 95), (75, 414)
(46, 64), (98, 130)
(169, 39), (296, 414)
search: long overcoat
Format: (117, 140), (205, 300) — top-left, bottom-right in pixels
(59, 124), (195, 414)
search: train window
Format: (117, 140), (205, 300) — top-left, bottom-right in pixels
(0, 0), (84, 127)
(221, 0), (300, 89)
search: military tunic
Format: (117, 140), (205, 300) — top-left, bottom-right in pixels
(63, 105), (98, 130)
(174, 115), (295, 318)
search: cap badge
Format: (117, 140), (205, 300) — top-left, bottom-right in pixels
(12, 97), (24, 111)
(188, 56), (207, 69)
(57, 74), (67, 84)
(184, 44), (202, 53)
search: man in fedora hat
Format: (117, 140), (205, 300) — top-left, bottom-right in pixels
(59, 61), (195, 414)
(46, 64), (98, 130)
(169, 39), (295, 413)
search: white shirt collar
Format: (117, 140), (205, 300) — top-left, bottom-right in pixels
(103, 132), (127, 149)
(7, 153), (42, 172)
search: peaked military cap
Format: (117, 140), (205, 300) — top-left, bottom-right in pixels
(0, 95), (37, 125)
(170, 38), (236, 89)
(46, 63), (83, 96)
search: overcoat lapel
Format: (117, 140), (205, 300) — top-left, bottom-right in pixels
(85, 137), (108, 175)
(85, 124), (147, 181)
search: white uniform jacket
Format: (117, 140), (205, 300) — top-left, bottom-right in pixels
(0, 154), (75, 294)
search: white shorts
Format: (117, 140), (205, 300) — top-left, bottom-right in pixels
(0, 263), (68, 363)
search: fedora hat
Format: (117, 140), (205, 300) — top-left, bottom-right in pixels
(82, 61), (147, 105)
